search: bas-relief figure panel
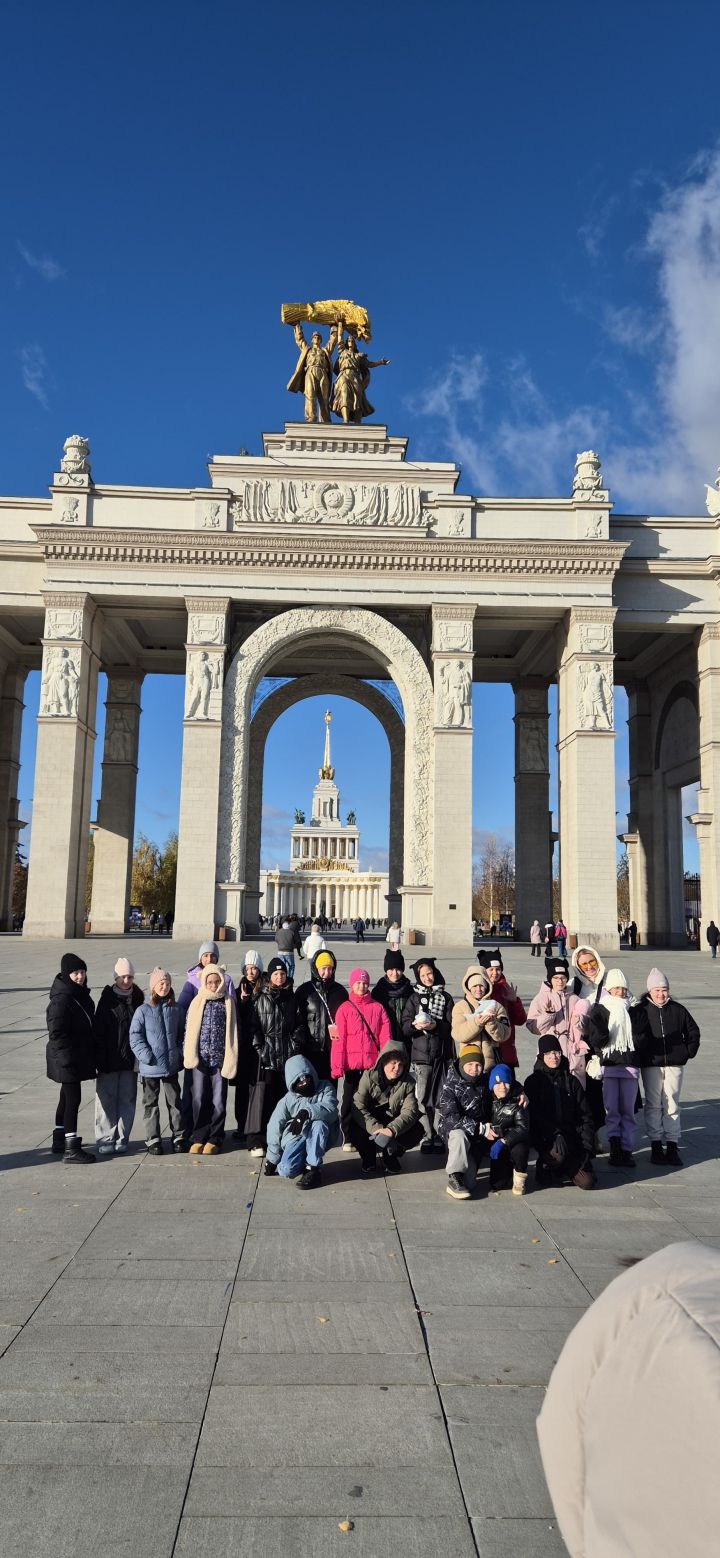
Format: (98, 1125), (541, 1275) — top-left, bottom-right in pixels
(104, 708), (135, 763)
(40, 647), (80, 717)
(230, 479), (425, 528)
(518, 720), (548, 770)
(185, 650), (224, 720)
(577, 662), (613, 730)
(436, 659), (472, 727)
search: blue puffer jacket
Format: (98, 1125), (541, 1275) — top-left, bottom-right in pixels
(129, 997), (186, 1078)
(266, 1053), (340, 1165)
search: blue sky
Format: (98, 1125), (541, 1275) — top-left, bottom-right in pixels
(7, 0), (713, 874)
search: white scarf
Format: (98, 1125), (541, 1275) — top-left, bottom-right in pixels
(597, 990), (634, 1056)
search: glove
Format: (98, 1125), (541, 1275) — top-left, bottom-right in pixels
(263, 1160), (277, 1176)
(286, 1109), (310, 1137)
(549, 1132), (568, 1164)
(489, 1138), (504, 1160)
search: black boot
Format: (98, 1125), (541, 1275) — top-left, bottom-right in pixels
(665, 1142), (683, 1167)
(297, 1165), (321, 1190)
(608, 1136), (623, 1168)
(650, 1141), (666, 1165)
(62, 1136), (95, 1164)
(51, 1128), (66, 1155)
(619, 1149), (636, 1168)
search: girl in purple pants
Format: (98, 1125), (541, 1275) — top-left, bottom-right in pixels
(587, 969), (651, 1170)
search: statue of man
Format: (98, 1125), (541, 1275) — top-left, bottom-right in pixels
(332, 333), (389, 425)
(585, 663), (612, 729)
(186, 652), (214, 719)
(43, 647), (79, 716)
(440, 660), (472, 726)
(287, 324), (335, 423)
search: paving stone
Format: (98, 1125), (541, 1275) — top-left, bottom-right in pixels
(404, 1247), (591, 1308)
(62, 1256), (238, 1282)
(32, 1276), (234, 1327)
(229, 1279), (410, 1305)
(214, 1352), (434, 1385)
(0, 1464), (188, 1558)
(220, 1296), (423, 1356)
(0, 1351), (216, 1421)
(238, 1228), (405, 1284)
(442, 1384), (553, 1518)
(185, 1464), (466, 1518)
(11, 1322), (223, 1354)
(196, 1384), (452, 1469)
(0, 1418), (199, 1466)
(174, 1515), (478, 1557)
(77, 1211), (249, 1260)
(424, 1304), (589, 1385)
(472, 1516), (569, 1555)
(0, 1327), (20, 1358)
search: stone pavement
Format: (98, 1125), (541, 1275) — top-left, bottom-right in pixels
(0, 934), (718, 1557)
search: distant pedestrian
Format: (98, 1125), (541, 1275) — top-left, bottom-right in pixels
(555, 920), (567, 959)
(93, 956), (143, 1154)
(706, 920), (719, 958)
(46, 953), (96, 1164)
(386, 921), (401, 950)
(530, 919), (543, 957)
(164, 908), (174, 936)
(353, 917), (365, 943)
(149, 911), (157, 935)
(157, 912), (166, 935)
(275, 918), (302, 979)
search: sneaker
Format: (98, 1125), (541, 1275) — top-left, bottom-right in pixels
(249, 1146), (265, 1158)
(380, 1152), (402, 1176)
(512, 1170), (528, 1195)
(146, 1142), (163, 1156)
(665, 1142), (683, 1167)
(650, 1141), (666, 1165)
(342, 1142), (355, 1153)
(114, 1141), (128, 1153)
(297, 1166), (321, 1190)
(97, 1144), (115, 1155)
(189, 1143), (204, 1154)
(263, 1160), (277, 1177)
(361, 1156), (378, 1176)
(62, 1137), (95, 1165)
(446, 1173), (471, 1200)
(173, 1140), (189, 1153)
(51, 1128), (66, 1155)
(420, 1139), (435, 1156)
(203, 1142), (219, 1155)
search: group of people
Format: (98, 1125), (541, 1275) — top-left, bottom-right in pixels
(45, 939), (700, 1199)
(529, 919), (568, 958)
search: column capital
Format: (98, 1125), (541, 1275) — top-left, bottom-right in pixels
(42, 591), (98, 645)
(431, 604), (475, 655)
(185, 598), (230, 647)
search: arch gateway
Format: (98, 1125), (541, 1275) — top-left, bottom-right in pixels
(1, 418), (719, 950)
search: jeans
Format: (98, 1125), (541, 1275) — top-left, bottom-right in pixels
(446, 1128), (489, 1187)
(141, 1074), (184, 1147)
(602, 1072), (637, 1150)
(278, 952), (295, 979)
(277, 1119), (330, 1177)
(557, 939), (566, 958)
(55, 1080), (82, 1135)
(190, 1063), (227, 1146)
(641, 1064), (684, 1145)
(95, 1071), (137, 1147)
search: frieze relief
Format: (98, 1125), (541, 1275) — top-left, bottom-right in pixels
(40, 647), (80, 717)
(434, 619), (474, 653)
(579, 622), (612, 655)
(435, 658), (472, 728)
(45, 608), (84, 640)
(104, 708), (136, 763)
(185, 649), (224, 720)
(518, 720), (548, 771)
(188, 613), (226, 646)
(230, 479), (425, 528)
(577, 661), (613, 730)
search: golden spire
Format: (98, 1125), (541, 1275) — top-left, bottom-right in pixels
(319, 708), (335, 780)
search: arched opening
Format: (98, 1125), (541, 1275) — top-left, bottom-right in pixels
(654, 683), (700, 945)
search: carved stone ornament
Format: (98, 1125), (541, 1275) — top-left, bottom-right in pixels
(572, 450), (606, 501)
(579, 622), (612, 655)
(105, 708), (135, 763)
(60, 435), (91, 477)
(45, 608), (83, 640)
(201, 502), (222, 529)
(518, 720), (548, 771)
(705, 468), (720, 519)
(232, 479), (424, 528)
(187, 613), (225, 646)
(107, 679), (137, 703)
(40, 646), (80, 717)
(218, 608), (433, 890)
(185, 649), (224, 720)
(583, 513), (603, 538)
(59, 498), (81, 525)
(436, 658), (472, 728)
(577, 661), (613, 730)
(436, 620), (473, 653)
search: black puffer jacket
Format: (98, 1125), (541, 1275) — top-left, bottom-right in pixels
(372, 974), (413, 1047)
(46, 975), (96, 1084)
(523, 1056), (595, 1157)
(437, 1061), (491, 1142)
(295, 952), (348, 1075)
(637, 995), (700, 1067)
(94, 983), (144, 1073)
(401, 980), (453, 1067)
(490, 1081), (529, 1149)
(252, 986), (304, 1074)
(587, 1000), (651, 1069)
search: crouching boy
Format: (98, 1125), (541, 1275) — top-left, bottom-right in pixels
(487, 1063), (529, 1195)
(350, 1040), (423, 1175)
(437, 1041), (495, 1200)
(263, 1055), (340, 1189)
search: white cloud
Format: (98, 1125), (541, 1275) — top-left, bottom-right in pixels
(578, 192), (620, 259)
(19, 344), (48, 408)
(17, 241), (65, 281)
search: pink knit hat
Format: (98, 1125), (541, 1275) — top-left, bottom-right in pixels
(149, 966), (171, 993)
(349, 968), (370, 985)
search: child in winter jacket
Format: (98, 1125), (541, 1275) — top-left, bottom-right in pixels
(451, 965), (511, 1068)
(401, 957), (454, 1153)
(587, 968), (650, 1170)
(526, 959), (591, 1088)
(264, 1054), (340, 1189)
(183, 964), (238, 1154)
(93, 956), (144, 1153)
(524, 1036), (595, 1190)
(372, 950), (414, 1048)
(638, 967), (700, 1167)
(129, 968), (187, 1155)
(476, 950), (526, 1068)
(46, 952), (96, 1164)
(350, 1040), (422, 1174)
(332, 969), (391, 1149)
(487, 1062), (530, 1195)
(437, 1042), (495, 1200)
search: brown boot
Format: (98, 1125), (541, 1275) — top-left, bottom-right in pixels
(512, 1170), (527, 1196)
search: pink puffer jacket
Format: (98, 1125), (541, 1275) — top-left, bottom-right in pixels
(331, 994), (391, 1078)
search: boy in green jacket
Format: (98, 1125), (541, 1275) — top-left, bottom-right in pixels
(350, 1039), (423, 1176)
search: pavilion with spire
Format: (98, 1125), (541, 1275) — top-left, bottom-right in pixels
(258, 709), (389, 923)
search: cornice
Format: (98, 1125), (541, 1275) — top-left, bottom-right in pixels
(31, 527), (627, 579)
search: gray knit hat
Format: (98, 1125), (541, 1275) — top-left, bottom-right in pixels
(198, 940), (219, 960)
(646, 967), (669, 991)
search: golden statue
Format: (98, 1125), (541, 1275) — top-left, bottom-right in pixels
(282, 300), (389, 424)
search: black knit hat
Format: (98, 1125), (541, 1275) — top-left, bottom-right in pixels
(267, 956), (288, 977)
(61, 953), (87, 978)
(539, 1033), (563, 1056)
(478, 948), (503, 972)
(546, 958), (569, 979)
(384, 949), (405, 972)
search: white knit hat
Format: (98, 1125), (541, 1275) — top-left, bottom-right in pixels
(243, 949), (264, 971)
(604, 968), (628, 990)
(114, 956), (135, 978)
(647, 967), (669, 990)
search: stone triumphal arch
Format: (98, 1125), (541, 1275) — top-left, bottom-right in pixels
(1, 415), (719, 951)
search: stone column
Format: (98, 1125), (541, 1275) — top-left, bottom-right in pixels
(693, 624), (720, 931)
(0, 662), (27, 932)
(556, 608), (618, 951)
(24, 594), (101, 938)
(89, 674), (143, 934)
(513, 679), (552, 937)
(430, 607), (475, 946)
(622, 680), (654, 945)
(174, 598), (229, 941)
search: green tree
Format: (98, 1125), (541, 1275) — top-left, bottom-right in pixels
(86, 833), (94, 914)
(156, 832), (178, 913)
(131, 834), (161, 913)
(617, 851), (630, 923)
(12, 844), (28, 924)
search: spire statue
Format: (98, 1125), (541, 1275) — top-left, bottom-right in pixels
(319, 709), (335, 780)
